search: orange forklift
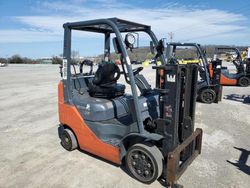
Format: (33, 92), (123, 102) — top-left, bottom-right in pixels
(213, 47), (250, 86)
(58, 18), (202, 187)
(165, 42), (223, 104)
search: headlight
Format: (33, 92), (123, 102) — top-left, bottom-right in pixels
(125, 33), (136, 48)
(127, 34), (135, 44)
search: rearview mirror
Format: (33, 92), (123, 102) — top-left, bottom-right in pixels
(113, 37), (122, 54)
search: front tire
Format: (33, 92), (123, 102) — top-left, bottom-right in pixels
(125, 143), (163, 184)
(60, 128), (78, 151)
(238, 76), (250, 87)
(199, 88), (216, 104)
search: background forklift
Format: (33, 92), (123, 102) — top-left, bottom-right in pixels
(58, 18), (202, 187)
(213, 47), (250, 86)
(165, 43), (222, 104)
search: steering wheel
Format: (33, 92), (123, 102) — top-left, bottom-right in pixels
(168, 57), (178, 64)
(122, 67), (143, 76)
(93, 63), (120, 85)
(132, 67), (143, 75)
(79, 59), (93, 75)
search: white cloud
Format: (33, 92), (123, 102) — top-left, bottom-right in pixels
(0, 29), (61, 43)
(0, 1), (249, 45)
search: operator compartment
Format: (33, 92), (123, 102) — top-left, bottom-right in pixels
(71, 60), (160, 123)
(71, 75), (160, 123)
(71, 73), (160, 146)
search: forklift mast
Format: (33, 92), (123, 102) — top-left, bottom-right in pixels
(166, 43), (211, 85)
(248, 47), (250, 59)
(154, 64), (198, 152)
(153, 63), (202, 184)
(209, 59), (223, 102)
(209, 59), (222, 85)
(246, 58), (250, 74)
(246, 47), (250, 70)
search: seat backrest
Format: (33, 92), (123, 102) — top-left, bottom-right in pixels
(92, 62), (120, 85)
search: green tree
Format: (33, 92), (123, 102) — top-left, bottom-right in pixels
(52, 56), (63, 64)
(0, 58), (7, 64)
(9, 55), (24, 64)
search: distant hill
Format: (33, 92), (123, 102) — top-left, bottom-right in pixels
(203, 45), (248, 58)
(94, 45), (248, 63)
(1, 45), (247, 64)
(96, 46), (153, 62)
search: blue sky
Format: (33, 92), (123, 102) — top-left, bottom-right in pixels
(0, 0), (250, 58)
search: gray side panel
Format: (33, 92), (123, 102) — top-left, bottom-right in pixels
(72, 93), (130, 121)
(128, 93), (160, 121)
(73, 90), (160, 122)
(86, 120), (139, 146)
(86, 120), (139, 137)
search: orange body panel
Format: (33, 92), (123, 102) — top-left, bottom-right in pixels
(208, 63), (213, 78)
(58, 81), (121, 165)
(208, 63), (237, 86)
(159, 69), (164, 87)
(220, 74), (237, 85)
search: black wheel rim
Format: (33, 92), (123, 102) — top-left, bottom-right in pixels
(127, 148), (156, 182)
(240, 78), (249, 86)
(62, 131), (72, 150)
(202, 91), (214, 103)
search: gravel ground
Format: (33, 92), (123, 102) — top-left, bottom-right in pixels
(0, 64), (249, 188)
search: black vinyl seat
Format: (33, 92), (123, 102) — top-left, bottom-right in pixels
(88, 62), (125, 98)
(221, 69), (242, 79)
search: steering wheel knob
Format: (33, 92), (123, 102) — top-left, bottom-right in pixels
(133, 67), (143, 75)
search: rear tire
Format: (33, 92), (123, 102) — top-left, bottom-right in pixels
(199, 88), (216, 104)
(238, 76), (250, 87)
(125, 143), (163, 184)
(60, 128), (78, 151)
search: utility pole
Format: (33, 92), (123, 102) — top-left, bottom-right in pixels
(168, 32), (174, 42)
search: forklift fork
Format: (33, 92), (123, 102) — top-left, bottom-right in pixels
(166, 128), (202, 186)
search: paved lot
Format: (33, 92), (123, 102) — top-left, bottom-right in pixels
(0, 64), (249, 188)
